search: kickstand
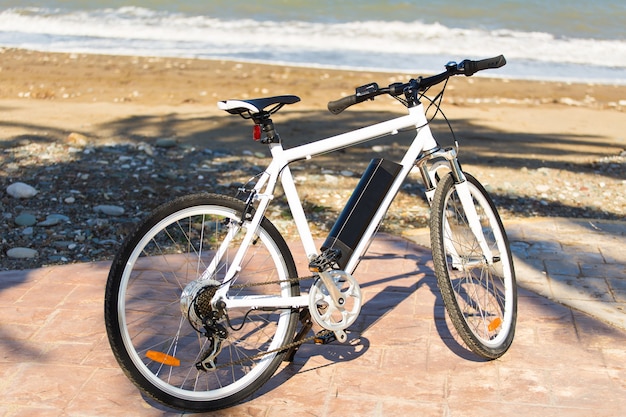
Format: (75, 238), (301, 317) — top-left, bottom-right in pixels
(284, 308), (314, 362)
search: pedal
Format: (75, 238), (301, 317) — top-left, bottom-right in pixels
(314, 329), (347, 344)
(314, 330), (336, 345)
(308, 248), (341, 272)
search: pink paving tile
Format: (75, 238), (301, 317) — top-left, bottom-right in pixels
(446, 362), (505, 402)
(424, 340), (490, 372)
(496, 367), (552, 405)
(0, 305), (56, 325)
(2, 363), (96, 410)
(380, 344), (430, 372)
(80, 334), (121, 369)
(572, 310), (626, 344)
(602, 348), (626, 370)
(445, 401), (584, 417)
(292, 339), (384, 371)
(210, 404), (268, 417)
(59, 282), (106, 309)
(381, 400), (444, 416)
(548, 367), (625, 410)
(32, 307), (104, 344)
(3, 406), (63, 417)
(335, 366), (447, 405)
(0, 321), (41, 342)
(255, 375), (332, 413)
(0, 338), (46, 363)
(38, 261), (111, 285)
(412, 288), (443, 320)
(319, 396), (382, 417)
(360, 314), (432, 347)
(0, 284), (31, 304)
(503, 330), (606, 372)
(608, 369), (626, 390)
(15, 281), (77, 309)
(65, 368), (168, 417)
(37, 341), (96, 366)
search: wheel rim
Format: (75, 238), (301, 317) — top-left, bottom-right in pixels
(442, 183), (515, 349)
(115, 205), (294, 401)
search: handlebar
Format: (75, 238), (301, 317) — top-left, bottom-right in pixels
(327, 55), (506, 115)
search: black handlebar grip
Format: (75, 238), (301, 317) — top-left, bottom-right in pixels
(328, 95), (359, 115)
(463, 55), (506, 76)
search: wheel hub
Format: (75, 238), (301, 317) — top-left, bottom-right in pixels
(180, 279), (222, 330)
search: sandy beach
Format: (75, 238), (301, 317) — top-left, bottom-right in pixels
(1, 47), (625, 270)
(2, 48), (624, 156)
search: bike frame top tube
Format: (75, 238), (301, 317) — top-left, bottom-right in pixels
(281, 112), (424, 163)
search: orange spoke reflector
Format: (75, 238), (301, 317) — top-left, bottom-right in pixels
(488, 317), (502, 332)
(146, 350), (180, 367)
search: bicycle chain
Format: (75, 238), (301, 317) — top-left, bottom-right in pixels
(212, 274), (327, 370)
(229, 274), (316, 290)
(214, 329), (331, 370)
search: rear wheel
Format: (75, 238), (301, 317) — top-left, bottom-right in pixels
(104, 193), (299, 411)
(430, 173), (517, 359)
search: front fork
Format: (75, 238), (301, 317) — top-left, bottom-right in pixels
(416, 147), (494, 265)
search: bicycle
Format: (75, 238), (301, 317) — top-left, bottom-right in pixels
(104, 55), (517, 412)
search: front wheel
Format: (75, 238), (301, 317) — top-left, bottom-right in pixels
(430, 173), (517, 359)
(104, 193), (300, 412)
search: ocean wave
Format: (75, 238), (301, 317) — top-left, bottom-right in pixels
(1, 6), (625, 82)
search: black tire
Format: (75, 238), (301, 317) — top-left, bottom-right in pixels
(430, 173), (517, 359)
(104, 193), (299, 412)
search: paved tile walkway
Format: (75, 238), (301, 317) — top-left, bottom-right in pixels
(0, 218), (625, 416)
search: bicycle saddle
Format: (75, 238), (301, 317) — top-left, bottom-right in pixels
(218, 95), (301, 115)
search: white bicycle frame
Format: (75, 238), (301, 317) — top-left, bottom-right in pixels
(211, 102), (494, 310)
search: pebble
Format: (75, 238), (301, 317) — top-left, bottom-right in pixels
(7, 247), (38, 259)
(323, 174), (339, 184)
(155, 137), (177, 148)
(15, 213), (37, 227)
(37, 214), (70, 227)
(6, 182), (38, 199)
(536, 184), (550, 193)
(94, 205), (125, 216)
(67, 132), (89, 146)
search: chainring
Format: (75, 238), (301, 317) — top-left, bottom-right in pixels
(308, 270), (362, 331)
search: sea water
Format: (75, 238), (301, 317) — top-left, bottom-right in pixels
(0, 0), (624, 84)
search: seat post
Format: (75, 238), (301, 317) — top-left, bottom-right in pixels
(252, 112), (280, 144)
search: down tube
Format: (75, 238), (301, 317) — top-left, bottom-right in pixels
(344, 123), (436, 274)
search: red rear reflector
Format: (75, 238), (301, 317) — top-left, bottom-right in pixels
(253, 125), (262, 141)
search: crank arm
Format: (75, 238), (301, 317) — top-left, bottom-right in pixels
(317, 271), (346, 309)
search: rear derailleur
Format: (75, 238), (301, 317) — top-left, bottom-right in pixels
(180, 279), (229, 371)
